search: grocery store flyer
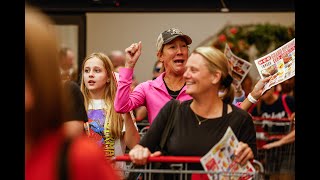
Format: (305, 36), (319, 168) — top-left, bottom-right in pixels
(254, 38), (295, 93)
(200, 127), (256, 180)
(224, 44), (252, 87)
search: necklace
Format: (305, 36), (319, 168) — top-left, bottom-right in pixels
(194, 112), (209, 125)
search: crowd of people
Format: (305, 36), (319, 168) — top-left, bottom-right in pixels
(25, 3), (295, 180)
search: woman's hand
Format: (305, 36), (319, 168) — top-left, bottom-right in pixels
(125, 41), (142, 68)
(234, 142), (254, 166)
(251, 76), (271, 100)
(128, 144), (162, 165)
(262, 129), (295, 150)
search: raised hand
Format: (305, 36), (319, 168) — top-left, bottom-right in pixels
(125, 41), (142, 68)
(251, 76), (271, 100)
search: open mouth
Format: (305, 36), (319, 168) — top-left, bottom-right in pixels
(88, 80), (95, 85)
(173, 59), (184, 64)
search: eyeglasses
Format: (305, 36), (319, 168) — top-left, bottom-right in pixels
(154, 67), (161, 73)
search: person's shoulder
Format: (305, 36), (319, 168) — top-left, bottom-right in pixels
(164, 99), (191, 111)
(159, 99), (182, 111)
(149, 75), (164, 85)
(134, 79), (156, 90)
(63, 80), (80, 90)
(231, 104), (252, 118)
(141, 79), (154, 85)
(180, 99), (192, 106)
(64, 80), (83, 98)
(64, 80), (78, 86)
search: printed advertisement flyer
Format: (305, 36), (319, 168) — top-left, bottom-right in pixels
(224, 44), (252, 87)
(254, 38), (295, 93)
(200, 127), (256, 180)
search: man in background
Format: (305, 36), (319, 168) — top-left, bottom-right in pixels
(108, 50), (126, 72)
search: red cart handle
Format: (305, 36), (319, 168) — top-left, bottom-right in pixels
(113, 154), (201, 163)
(252, 116), (291, 122)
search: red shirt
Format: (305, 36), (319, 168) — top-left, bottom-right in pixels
(25, 129), (120, 180)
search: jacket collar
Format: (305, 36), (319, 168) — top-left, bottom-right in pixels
(151, 72), (188, 93)
(151, 72), (166, 89)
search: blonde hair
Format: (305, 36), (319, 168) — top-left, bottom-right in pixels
(193, 46), (235, 104)
(80, 52), (124, 139)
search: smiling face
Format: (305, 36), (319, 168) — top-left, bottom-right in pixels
(158, 37), (189, 76)
(183, 53), (215, 97)
(83, 57), (110, 98)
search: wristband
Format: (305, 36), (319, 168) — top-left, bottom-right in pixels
(248, 93), (258, 104)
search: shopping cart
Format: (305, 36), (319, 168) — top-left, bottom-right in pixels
(139, 126), (150, 139)
(113, 155), (264, 180)
(136, 119), (150, 139)
(252, 116), (295, 179)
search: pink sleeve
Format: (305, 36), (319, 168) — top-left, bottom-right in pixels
(114, 68), (145, 113)
(236, 102), (241, 108)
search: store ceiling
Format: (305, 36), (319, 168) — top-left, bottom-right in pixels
(27, 0), (294, 13)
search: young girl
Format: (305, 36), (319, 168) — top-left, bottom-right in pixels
(80, 52), (140, 177)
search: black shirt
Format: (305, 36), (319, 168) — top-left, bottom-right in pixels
(140, 99), (257, 171)
(250, 95), (295, 118)
(63, 80), (88, 122)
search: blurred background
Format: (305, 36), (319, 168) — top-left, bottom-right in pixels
(26, 0), (295, 83)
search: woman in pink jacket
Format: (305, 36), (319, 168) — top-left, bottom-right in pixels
(114, 28), (193, 124)
(114, 28), (270, 124)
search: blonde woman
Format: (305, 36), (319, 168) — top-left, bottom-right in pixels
(129, 46), (256, 179)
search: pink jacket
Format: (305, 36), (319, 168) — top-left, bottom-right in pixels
(114, 68), (192, 124)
